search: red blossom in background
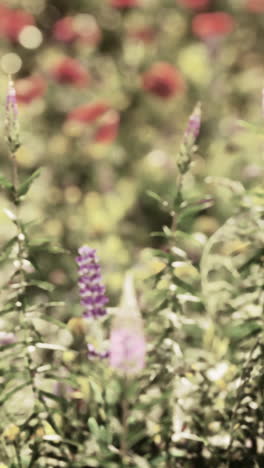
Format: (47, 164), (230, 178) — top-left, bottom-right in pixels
(110, 0), (140, 9)
(142, 62), (185, 99)
(128, 26), (157, 43)
(50, 57), (90, 87)
(246, 0), (264, 11)
(15, 76), (47, 104)
(53, 17), (77, 42)
(177, 0), (210, 10)
(192, 12), (235, 39)
(67, 102), (110, 122)
(53, 15), (101, 45)
(94, 110), (120, 143)
(67, 102), (119, 143)
(0, 5), (34, 41)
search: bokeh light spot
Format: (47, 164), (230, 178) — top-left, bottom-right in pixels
(19, 25), (43, 49)
(1, 53), (22, 74)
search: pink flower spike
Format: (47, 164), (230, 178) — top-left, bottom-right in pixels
(5, 77), (20, 152)
(110, 327), (146, 374)
(6, 78), (18, 117)
(110, 272), (146, 376)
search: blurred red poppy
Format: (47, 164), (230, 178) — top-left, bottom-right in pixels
(53, 17), (77, 42)
(50, 58), (90, 87)
(142, 62), (185, 99)
(128, 26), (157, 43)
(246, 0), (264, 11)
(67, 103), (110, 122)
(67, 102), (119, 143)
(177, 0), (210, 9)
(15, 76), (46, 104)
(94, 110), (120, 143)
(53, 15), (101, 45)
(0, 5), (34, 41)
(110, 0), (139, 8)
(192, 12), (235, 38)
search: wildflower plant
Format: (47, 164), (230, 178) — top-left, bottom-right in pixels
(0, 78), (72, 466)
(141, 95), (264, 466)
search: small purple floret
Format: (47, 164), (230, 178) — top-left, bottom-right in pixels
(0, 331), (16, 346)
(87, 343), (110, 359)
(76, 246), (108, 319)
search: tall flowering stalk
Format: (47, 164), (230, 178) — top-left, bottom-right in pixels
(109, 272), (146, 460)
(76, 245), (109, 318)
(1, 77), (71, 464)
(171, 102), (202, 230)
(5, 78), (21, 199)
(110, 272), (146, 375)
(76, 245), (109, 359)
(3, 76), (43, 424)
(5, 77), (20, 155)
(177, 101), (202, 176)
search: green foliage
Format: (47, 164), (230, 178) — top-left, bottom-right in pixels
(0, 0), (263, 466)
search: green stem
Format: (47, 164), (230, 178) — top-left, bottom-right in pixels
(11, 152), (19, 198)
(121, 376), (129, 463)
(14, 441), (23, 468)
(9, 148), (43, 459)
(171, 172), (183, 232)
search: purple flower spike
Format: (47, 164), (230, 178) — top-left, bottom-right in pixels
(184, 102), (201, 142)
(177, 102), (202, 175)
(76, 246), (108, 319)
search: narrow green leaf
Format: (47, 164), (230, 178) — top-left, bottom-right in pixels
(146, 190), (162, 203)
(38, 314), (67, 329)
(29, 280), (55, 292)
(39, 389), (67, 405)
(178, 199), (214, 223)
(173, 276), (196, 294)
(0, 173), (13, 190)
(29, 241), (69, 255)
(0, 302), (15, 316)
(237, 120), (264, 135)
(17, 168), (41, 197)
(88, 417), (100, 436)
(128, 429), (148, 448)
(43, 301), (65, 308)
(0, 380), (31, 405)
(44, 374), (77, 388)
(0, 237), (17, 264)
